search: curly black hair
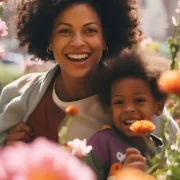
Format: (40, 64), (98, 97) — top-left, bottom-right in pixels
(16, 0), (141, 61)
(97, 49), (169, 109)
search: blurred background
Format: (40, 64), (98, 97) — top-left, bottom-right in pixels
(0, 0), (178, 91)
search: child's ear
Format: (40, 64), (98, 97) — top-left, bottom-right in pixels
(108, 106), (112, 116)
(155, 100), (165, 116)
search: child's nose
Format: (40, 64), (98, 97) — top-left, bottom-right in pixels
(124, 105), (135, 113)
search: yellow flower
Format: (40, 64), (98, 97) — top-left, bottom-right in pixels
(130, 120), (155, 135)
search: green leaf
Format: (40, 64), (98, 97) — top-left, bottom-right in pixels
(58, 126), (68, 145)
(170, 60), (179, 70)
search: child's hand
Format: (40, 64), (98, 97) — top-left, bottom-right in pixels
(123, 148), (146, 171)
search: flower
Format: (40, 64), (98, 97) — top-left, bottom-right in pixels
(139, 36), (153, 49)
(172, 16), (178, 26)
(59, 106), (79, 145)
(0, 19), (8, 37)
(65, 105), (79, 116)
(0, 137), (96, 180)
(175, 1), (180, 14)
(175, 119), (180, 127)
(67, 139), (92, 159)
(130, 120), (155, 135)
(116, 168), (156, 180)
(158, 70), (180, 96)
(0, 46), (4, 59)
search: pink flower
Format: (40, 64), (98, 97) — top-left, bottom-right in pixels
(175, 1), (180, 14)
(0, 19), (8, 37)
(0, 137), (96, 180)
(67, 139), (92, 159)
(0, 46), (5, 59)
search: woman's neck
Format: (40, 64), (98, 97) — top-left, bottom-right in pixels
(55, 72), (96, 102)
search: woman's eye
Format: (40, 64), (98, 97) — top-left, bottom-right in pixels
(58, 29), (71, 34)
(86, 29), (97, 34)
(114, 100), (124, 105)
(136, 98), (146, 103)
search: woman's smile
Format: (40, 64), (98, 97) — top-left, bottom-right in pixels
(65, 52), (91, 62)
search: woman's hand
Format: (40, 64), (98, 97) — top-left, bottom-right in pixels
(123, 148), (146, 171)
(5, 122), (33, 145)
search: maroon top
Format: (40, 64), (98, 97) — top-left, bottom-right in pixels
(26, 80), (65, 143)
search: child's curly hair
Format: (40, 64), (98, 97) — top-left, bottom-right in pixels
(97, 49), (169, 109)
(16, 0), (141, 61)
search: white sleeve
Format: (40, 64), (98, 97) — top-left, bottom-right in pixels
(153, 106), (179, 143)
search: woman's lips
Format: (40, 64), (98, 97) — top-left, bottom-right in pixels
(65, 53), (91, 62)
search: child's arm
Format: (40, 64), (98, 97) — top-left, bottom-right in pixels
(123, 148), (146, 171)
(83, 131), (111, 180)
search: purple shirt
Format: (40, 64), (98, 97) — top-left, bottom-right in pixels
(87, 128), (163, 179)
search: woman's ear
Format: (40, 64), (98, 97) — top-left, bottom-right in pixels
(155, 100), (165, 116)
(49, 41), (53, 51)
(103, 39), (107, 51)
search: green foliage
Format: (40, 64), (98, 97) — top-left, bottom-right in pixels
(0, 63), (23, 91)
(168, 16), (180, 70)
(149, 115), (180, 180)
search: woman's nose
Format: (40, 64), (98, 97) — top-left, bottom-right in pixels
(70, 33), (85, 46)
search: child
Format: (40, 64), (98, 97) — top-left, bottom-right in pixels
(84, 49), (169, 180)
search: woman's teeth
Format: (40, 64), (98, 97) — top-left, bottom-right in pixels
(66, 54), (89, 61)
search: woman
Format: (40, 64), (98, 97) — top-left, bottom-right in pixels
(0, 0), (178, 145)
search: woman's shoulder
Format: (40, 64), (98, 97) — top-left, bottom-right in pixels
(1, 64), (59, 96)
(1, 72), (44, 95)
(0, 72), (45, 111)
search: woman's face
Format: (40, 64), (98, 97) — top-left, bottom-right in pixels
(50, 3), (106, 79)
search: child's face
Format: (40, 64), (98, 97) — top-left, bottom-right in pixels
(109, 77), (163, 137)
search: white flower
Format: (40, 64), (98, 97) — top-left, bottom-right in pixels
(167, 170), (172, 176)
(67, 139), (92, 159)
(172, 16), (178, 26)
(157, 174), (167, 180)
(170, 144), (178, 151)
(139, 36), (153, 49)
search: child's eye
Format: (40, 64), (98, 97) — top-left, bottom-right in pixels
(135, 98), (146, 103)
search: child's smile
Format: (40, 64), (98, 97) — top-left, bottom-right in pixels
(110, 77), (163, 137)
(123, 119), (139, 126)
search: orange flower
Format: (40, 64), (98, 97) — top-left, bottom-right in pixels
(116, 168), (156, 180)
(130, 120), (155, 135)
(63, 144), (72, 151)
(158, 70), (180, 96)
(28, 167), (64, 180)
(65, 105), (79, 116)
